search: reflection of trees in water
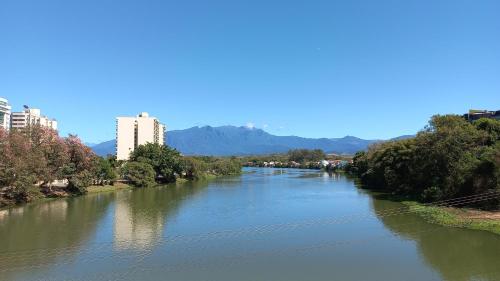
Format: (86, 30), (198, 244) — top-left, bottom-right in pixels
(113, 180), (209, 250)
(372, 198), (500, 281)
(0, 180), (209, 280)
(0, 194), (114, 279)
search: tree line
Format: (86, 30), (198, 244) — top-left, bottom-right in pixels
(241, 149), (328, 169)
(122, 143), (242, 187)
(0, 126), (241, 207)
(346, 115), (500, 207)
(0, 126), (98, 205)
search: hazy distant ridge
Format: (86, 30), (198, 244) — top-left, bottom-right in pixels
(91, 125), (409, 156)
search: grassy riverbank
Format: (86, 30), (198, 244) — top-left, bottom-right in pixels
(57, 175), (213, 196)
(0, 174), (225, 210)
(404, 201), (500, 235)
(87, 182), (134, 193)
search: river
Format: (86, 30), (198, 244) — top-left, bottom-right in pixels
(1, 168), (499, 281)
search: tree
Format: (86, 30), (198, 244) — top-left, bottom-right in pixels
(0, 127), (99, 204)
(349, 115), (500, 206)
(288, 149), (326, 163)
(0, 128), (30, 189)
(122, 162), (156, 187)
(474, 118), (500, 145)
(63, 135), (98, 194)
(95, 157), (117, 185)
(66, 171), (94, 195)
(182, 157), (208, 179)
(130, 143), (183, 183)
(28, 126), (69, 190)
(212, 159), (242, 176)
(345, 151), (368, 175)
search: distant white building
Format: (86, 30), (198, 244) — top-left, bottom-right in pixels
(320, 160), (329, 167)
(116, 112), (166, 160)
(0, 97), (11, 131)
(11, 107), (58, 130)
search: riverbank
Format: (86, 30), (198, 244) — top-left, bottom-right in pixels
(86, 173), (225, 195)
(0, 177), (208, 210)
(87, 182), (134, 193)
(403, 201), (500, 235)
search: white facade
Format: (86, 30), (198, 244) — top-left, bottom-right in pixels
(114, 196), (164, 250)
(11, 107), (58, 130)
(0, 97), (11, 131)
(116, 112), (166, 160)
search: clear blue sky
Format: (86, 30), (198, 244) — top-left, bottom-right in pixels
(1, 0), (499, 143)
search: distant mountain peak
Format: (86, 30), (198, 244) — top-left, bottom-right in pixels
(91, 125), (401, 157)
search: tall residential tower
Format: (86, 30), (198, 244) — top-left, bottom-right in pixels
(116, 112), (166, 160)
(0, 97), (12, 131)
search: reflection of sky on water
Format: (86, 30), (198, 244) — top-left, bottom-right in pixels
(0, 168), (499, 281)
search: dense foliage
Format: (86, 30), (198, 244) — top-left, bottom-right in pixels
(194, 156), (243, 177)
(347, 115), (500, 206)
(129, 143), (184, 183)
(123, 143), (242, 187)
(287, 149), (326, 163)
(95, 157), (117, 185)
(0, 130), (242, 205)
(122, 161), (156, 187)
(0, 126), (101, 204)
(240, 149), (344, 169)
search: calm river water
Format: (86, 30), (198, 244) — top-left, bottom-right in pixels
(1, 168), (499, 281)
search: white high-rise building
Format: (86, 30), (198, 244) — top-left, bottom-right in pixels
(0, 97), (11, 131)
(116, 112), (166, 160)
(11, 107), (58, 130)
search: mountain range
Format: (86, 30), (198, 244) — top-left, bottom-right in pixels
(91, 125), (412, 157)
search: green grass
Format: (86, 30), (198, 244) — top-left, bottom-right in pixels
(403, 201), (500, 235)
(201, 174), (218, 180)
(87, 182), (133, 193)
(175, 178), (189, 184)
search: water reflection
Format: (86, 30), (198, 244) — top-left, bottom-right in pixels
(0, 194), (113, 280)
(293, 170), (342, 181)
(0, 181), (209, 281)
(372, 198), (500, 281)
(113, 181), (208, 250)
(1, 170), (499, 281)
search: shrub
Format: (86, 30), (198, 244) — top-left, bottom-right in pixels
(182, 157), (209, 179)
(123, 162), (156, 187)
(66, 171), (94, 195)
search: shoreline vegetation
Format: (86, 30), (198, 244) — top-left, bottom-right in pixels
(239, 149), (352, 171)
(403, 201), (500, 235)
(2, 116), (499, 237)
(0, 126), (241, 208)
(86, 182), (133, 194)
(346, 114), (500, 235)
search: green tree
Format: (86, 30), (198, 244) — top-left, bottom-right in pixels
(288, 149), (325, 163)
(212, 159), (242, 176)
(67, 170), (94, 195)
(349, 115), (500, 206)
(95, 157), (117, 185)
(474, 118), (500, 145)
(122, 162), (156, 187)
(182, 157), (208, 179)
(130, 143), (183, 183)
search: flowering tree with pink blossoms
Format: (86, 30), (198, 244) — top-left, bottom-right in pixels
(0, 126), (99, 204)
